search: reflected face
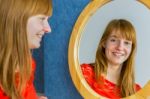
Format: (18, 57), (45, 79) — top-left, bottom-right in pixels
(104, 31), (132, 66)
(27, 15), (51, 49)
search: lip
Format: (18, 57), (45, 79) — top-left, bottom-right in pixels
(38, 35), (43, 38)
(36, 32), (45, 41)
(112, 52), (124, 57)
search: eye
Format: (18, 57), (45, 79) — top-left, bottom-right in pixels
(110, 38), (116, 42)
(124, 41), (132, 46)
(40, 17), (46, 21)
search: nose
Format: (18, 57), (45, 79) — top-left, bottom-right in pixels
(116, 41), (124, 50)
(43, 21), (51, 33)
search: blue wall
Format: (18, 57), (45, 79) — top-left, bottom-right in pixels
(33, 0), (90, 99)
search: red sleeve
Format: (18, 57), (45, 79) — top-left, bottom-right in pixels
(81, 64), (95, 86)
(23, 83), (38, 99)
(0, 88), (10, 99)
(135, 84), (141, 92)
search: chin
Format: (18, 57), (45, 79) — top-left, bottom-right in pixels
(111, 60), (123, 65)
(29, 44), (41, 49)
(34, 45), (41, 49)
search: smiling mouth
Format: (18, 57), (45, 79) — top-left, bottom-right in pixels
(37, 34), (42, 38)
(112, 52), (124, 57)
(36, 35), (43, 42)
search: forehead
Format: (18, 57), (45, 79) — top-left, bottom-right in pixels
(109, 30), (123, 38)
(109, 30), (125, 38)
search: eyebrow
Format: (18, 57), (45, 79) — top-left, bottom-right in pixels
(109, 35), (119, 38)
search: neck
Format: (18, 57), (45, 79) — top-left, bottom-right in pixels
(105, 63), (122, 84)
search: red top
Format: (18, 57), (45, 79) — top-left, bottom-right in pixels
(0, 59), (38, 99)
(81, 64), (141, 99)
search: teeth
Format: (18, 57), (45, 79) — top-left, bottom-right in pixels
(113, 52), (123, 57)
(37, 34), (42, 38)
(38, 35), (42, 38)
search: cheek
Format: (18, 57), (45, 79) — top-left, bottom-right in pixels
(27, 25), (38, 42)
(27, 21), (43, 35)
(126, 47), (132, 56)
(27, 28), (35, 41)
(105, 43), (114, 51)
(128, 49), (132, 55)
(105, 46), (113, 56)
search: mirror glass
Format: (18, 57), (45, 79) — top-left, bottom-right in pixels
(79, 0), (150, 88)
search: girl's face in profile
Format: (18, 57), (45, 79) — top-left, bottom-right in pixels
(104, 31), (132, 66)
(27, 14), (51, 49)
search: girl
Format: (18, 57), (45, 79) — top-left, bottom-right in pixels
(81, 19), (141, 99)
(0, 0), (52, 99)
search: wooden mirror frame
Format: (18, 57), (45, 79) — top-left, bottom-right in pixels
(68, 0), (150, 98)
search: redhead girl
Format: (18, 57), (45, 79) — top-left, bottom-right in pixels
(81, 19), (141, 98)
(0, 0), (52, 99)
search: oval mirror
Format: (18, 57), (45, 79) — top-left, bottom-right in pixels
(69, 0), (150, 98)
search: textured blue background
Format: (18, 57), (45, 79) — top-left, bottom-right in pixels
(33, 0), (90, 99)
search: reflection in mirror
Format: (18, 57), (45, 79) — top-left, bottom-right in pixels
(81, 19), (141, 98)
(79, 0), (150, 98)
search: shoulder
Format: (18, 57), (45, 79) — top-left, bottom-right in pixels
(81, 63), (94, 70)
(81, 63), (95, 84)
(135, 83), (142, 92)
(0, 87), (9, 99)
(81, 63), (94, 75)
